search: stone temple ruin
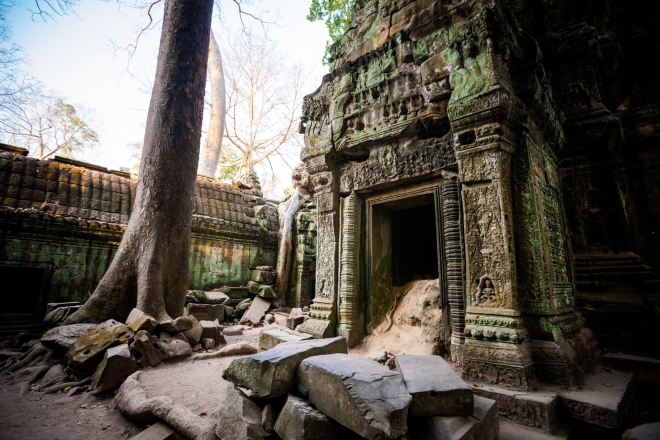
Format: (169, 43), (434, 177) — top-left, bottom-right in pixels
(1, 0), (660, 438)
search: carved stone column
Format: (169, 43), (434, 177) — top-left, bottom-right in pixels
(442, 172), (465, 363)
(337, 191), (361, 346)
(297, 155), (338, 338)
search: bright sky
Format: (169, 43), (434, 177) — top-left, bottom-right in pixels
(8, 0), (329, 195)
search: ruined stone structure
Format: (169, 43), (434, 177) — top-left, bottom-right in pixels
(297, 0), (660, 402)
(0, 148), (279, 322)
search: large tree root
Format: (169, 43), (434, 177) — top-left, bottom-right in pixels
(42, 377), (92, 394)
(4, 344), (48, 373)
(116, 373), (215, 440)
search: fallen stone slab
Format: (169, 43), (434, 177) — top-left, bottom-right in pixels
(66, 319), (134, 375)
(623, 422), (660, 440)
(41, 323), (98, 356)
(274, 394), (338, 440)
(155, 333), (192, 361)
(184, 316), (203, 346)
(298, 353), (412, 440)
(411, 395), (498, 440)
(396, 354), (473, 417)
(186, 303), (225, 322)
(258, 285), (276, 299)
(116, 373), (215, 440)
(130, 330), (163, 368)
(239, 296), (271, 326)
(129, 421), (175, 440)
(259, 329), (312, 350)
(216, 384), (271, 440)
(90, 343), (137, 394)
(204, 291), (231, 305)
(251, 268), (274, 284)
(218, 342), (258, 357)
(224, 327), (244, 336)
(234, 299), (252, 316)
(126, 309), (158, 333)
(286, 315), (305, 330)
(158, 316), (194, 334)
(224, 336), (348, 398)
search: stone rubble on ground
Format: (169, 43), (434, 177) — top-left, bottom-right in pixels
(215, 384), (272, 440)
(396, 354), (474, 417)
(158, 316), (194, 334)
(199, 319), (225, 345)
(65, 319), (134, 375)
(201, 338), (215, 350)
(297, 353), (412, 440)
(130, 330), (163, 368)
(90, 343), (137, 394)
(154, 332), (193, 360)
(239, 296), (271, 326)
(125, 308), (159, 333)
(224, 336), (348, 398)
(274, 394), (339, 440)
(40, 324), (98, 356)
(410, 395), (498, 440)
(184, 315), (203, 346)
(286, 315), (305, 330)
(186, 303), (225, 322)
(258, 329), (312, 350)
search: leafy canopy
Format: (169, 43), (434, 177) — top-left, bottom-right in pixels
(307, 0), (355, 63)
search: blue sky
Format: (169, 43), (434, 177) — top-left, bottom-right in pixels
(8, 0), (329, 186)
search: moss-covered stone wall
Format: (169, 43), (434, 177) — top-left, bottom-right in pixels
(0, 151), (278, 315)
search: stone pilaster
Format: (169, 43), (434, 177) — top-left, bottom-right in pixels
(337, 191), (361, 346)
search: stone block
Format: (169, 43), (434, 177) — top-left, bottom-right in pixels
(239, 297), (271, 326)
(251, 269), (274, 284)
(286, 315), (305, 330)
(155, 333), (192, 360)
(215, 384), (271, 440)
(186, 303), (224, 322)
(201, 338), (215, 350)
(224, 336), (347, 398)
(217, 342), (258, 357)
(225, 287), (250, 299)
(125, 308), (158, 333)
(411, 396), (498, 440)
(223, 305), (234, 318)
(183, 316), (203, 346)
(199, 319), (223, 343)
(259, 329), (312, 350)
(248, 280), (261, 294)
(66, 319), (134, 375)
(157, 316), (194, 334)
(396, 354), (473, 417)
(224, 327), (244, 336)
(262, 404), (275, 433)
(274, 394), (338, 440)
(258, 285), (276, 299)
(130, 330), (163, 368)
(204, 291), (230, 305)
(297, 353), (411, 440)
(90, 344), (137, 395)
(41, 324), (97, 356)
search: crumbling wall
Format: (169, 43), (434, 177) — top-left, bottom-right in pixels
(0, 151), (278, 315)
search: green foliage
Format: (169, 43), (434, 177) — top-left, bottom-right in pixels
(216, 144), (241, 182)
(127, 141), (142, 173)
(307, 0), (355, 64)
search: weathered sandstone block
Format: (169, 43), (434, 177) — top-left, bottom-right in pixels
(274, 394), (338, 440)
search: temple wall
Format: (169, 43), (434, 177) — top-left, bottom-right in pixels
(0, 150), (278, 315)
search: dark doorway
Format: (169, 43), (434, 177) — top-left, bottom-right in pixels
(0, 266), (46, 315)
(391, 204), (439, 286)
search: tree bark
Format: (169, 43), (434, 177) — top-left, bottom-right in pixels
(198, 33), (226, 177)
(65, 0), (214, 324)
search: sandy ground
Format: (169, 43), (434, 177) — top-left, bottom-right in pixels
(0, 325), (263, 440)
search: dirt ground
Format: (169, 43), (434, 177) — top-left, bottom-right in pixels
(0, 326), (263, 440)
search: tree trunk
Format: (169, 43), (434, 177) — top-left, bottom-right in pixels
(198, 33), (226, 177)
(275, 187), (310, 299)
(65, 0), (214, 324)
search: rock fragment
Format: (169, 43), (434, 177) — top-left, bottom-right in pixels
(395, 354), (473, 417)
(262, 404), (275, 433)
(411, 396), (498, 440)
(186, 303), (225, 322)
(224, 336), (348, 398)
(251, 268), (274, 284)
(218, 342), (258, 357)
(286, 315), (305, 330)
(239, 296), (271, 326)
(184, 316), (203, 346)
(125, 308), (158, 333)
(201, 338), (215, 350)
(274, 394), (338, 440)
(66, 319), (134, 375)
(90, 344), (137, 394)
(297, 353), (411, 440)
(130, 330), (163, 368)
(259, 329), (312, 350)
(200, 319), (225, 345)
(155, 333), (192, 360)
(215, 384), (271, 440)
(158, 316), (194, 334)
(258, 285), (276, 299)
(41, 324), (98, 356)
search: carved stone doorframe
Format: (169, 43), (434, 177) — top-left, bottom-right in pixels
(360, 179), (452, 351)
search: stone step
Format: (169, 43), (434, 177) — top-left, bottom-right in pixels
(497, 421), (566, 440)
(599, 352), (660, 383)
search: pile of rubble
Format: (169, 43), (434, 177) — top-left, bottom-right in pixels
(1, 307), (234, 398)
(214, 336), (499, 440)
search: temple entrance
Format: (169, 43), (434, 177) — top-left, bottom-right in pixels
(391, 204), (439, 286)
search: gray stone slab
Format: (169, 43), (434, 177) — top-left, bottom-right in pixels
(274, 394), (338, 440)
(396, 354), (473, 417)
(239, 296), (271, 326)
(224, 336), (347, 398)
(297, 353), (411, 440)
(259, 329), (312, 350)
(215, 384), (270, 440)
(90, 344), (137, 395)
(130, 330), (163, 368)
(41, 323), (98, 356)
(66, 319), (134, 375)
(186, 303), (225, 322)
(411, 396), (498, 440)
